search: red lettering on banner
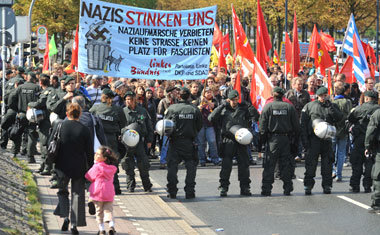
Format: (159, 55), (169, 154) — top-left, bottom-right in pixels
(125, 11), (134, 24)
(205, 10), (214, 25)
(150, 58), (171, 68)
(136, 12), (144, 25)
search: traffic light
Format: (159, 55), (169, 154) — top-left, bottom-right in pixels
(23, 36), (37, 57)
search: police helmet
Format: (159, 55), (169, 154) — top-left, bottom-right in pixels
(312, 119), (336, 139)
(155, 119), (175, 136)
(26, 108), (45, 123)
(122, 129), (140, 147)
(229, 125), (253, 145)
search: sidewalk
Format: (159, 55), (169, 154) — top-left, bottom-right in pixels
(18, 152), (215, 235)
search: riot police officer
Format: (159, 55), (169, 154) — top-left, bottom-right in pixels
(208, 90), (259, 197)
(348, 91), (380, 193)
(9, 72), (41, 163)
(365, 109), (380, 213)
(90, 88), (127, 194)
(122, 90), (153, 192)
(28, 74), (55, 173)
(165, 87), (202, 199)
(301, 87), (343, 195)
(259, 87), (300, 196)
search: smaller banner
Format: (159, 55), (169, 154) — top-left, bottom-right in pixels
(78, 0), (217, 80)
(36, 25), (47, 58)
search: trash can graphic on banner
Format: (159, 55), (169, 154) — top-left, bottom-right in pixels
(85, 38), (110, 70)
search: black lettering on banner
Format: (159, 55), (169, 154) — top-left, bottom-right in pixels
(81, 1), (124, 23)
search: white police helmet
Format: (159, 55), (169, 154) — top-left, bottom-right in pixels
(122, 129), (140, 147)
(26, 108), (44, 123)
(235, 128), (253, 145)
(155, 119), (175, 136)
(312, 119), (336, 139)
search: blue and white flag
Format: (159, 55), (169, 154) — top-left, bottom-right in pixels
(342, 14), (370, 90)
(78, 0), (217, 80)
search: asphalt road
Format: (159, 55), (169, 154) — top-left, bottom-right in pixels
(149, 159), (380, 235)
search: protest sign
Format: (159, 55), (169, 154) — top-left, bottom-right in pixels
(78, 0), (217, 80)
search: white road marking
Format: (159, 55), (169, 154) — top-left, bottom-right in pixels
(337, 195), (371, 210)
(137, 228), (145, 231)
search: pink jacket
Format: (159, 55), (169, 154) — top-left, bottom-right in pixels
(85, 161), (117, 202)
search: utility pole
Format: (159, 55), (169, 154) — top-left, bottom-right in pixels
(28, 0), (36, 68)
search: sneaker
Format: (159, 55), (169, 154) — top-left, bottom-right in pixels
(88, 201), (96, 215)
(323, 187), (332, 194)
(304, 187), (312, 195)
(50, 180), (59, 189)
(71, 226), (79, 234)
(349, 187), (360, 193)
(219, 187), (228, 197)
(97, 230), (106, 235)
(240, 188), (252, 196)
(61, 218), (70, 231)
(295, 156), (301, 162)
(159, 163), (166, 169)
(369, 206), (380, 214)
(343, 162), (351, 167)
(108, 227), (116, 235)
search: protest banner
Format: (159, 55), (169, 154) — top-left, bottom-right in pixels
(280, 41), (313, 67)
(78, 0), (217, 80)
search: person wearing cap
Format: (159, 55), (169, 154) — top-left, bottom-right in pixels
(28, 74), (56, 174)
(209, 89), (259, 197)
(259, 87), (300, 196)
(112, 80), (127, 107)
(331, 82), (352, 182)
(9, 69), (41, 163)
(90, 88), (127, 194)
(157, 86), (178, 169)
(301, 86), (343, 195)
(165, 87), (202, 199)
(348, 90), (380, 193)
(364, 108), (380, 213)
(47, 76), (88, 120)
(121, 90), (154, 192)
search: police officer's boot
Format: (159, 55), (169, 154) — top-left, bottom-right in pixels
(240, 188), (252, 196)
(28, 155), (36, 164)
(218, 186), (228, 197)
(304, 186), (312, 195)
(323, 186), (332, 194)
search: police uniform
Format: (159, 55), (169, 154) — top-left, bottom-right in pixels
(365, 109), (380, 212)
(259, 87), (300, 196)
(28, 86), (55, 173)
(122, 91), (153, 192)
(89, 88), (127, 193)
(9, 75), (41, 163)
(301, 87), (343, 194)
(165, 87), (202, 199)
(208, 90), (259, 196)
(348, 91), (380, 193)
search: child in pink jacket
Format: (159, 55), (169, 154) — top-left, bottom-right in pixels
(85, 146), (118, 235)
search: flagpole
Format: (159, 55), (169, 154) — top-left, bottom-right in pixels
(340, 14), (353, 68)
(231, 4), (237, 64)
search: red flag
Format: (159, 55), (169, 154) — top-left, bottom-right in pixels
(364, 42), (377, 78)
(232, 6), (255, 62)
(71, 25), (79, 68)
(308, 25), (334, 76)
(43, 30), (49, 72)
(233, 71), (242, 103)
(273, 50), (281, 66)
(284, 32), (292, 74)
(328, 70), (332, 95)
(291, 11), (300, 77)
(340, 56), (354, 83)
(218, 37), (227, 74)
(221, 34), (231, 57)
(256, 0), (272, 72)
(213, 22), (222, 46)
(250, 57), (274, 111)
(320, 31), (336, 52)
(334, 58), (340, 75)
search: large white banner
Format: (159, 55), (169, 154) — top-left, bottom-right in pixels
(78, 0), (217, 80)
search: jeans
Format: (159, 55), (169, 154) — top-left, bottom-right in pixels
(160, 135), (169, 164)
(332, 136), (348, 179)
(197, 126), (220, 164)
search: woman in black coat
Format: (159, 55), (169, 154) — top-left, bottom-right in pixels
(53, 103), (93, 234)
